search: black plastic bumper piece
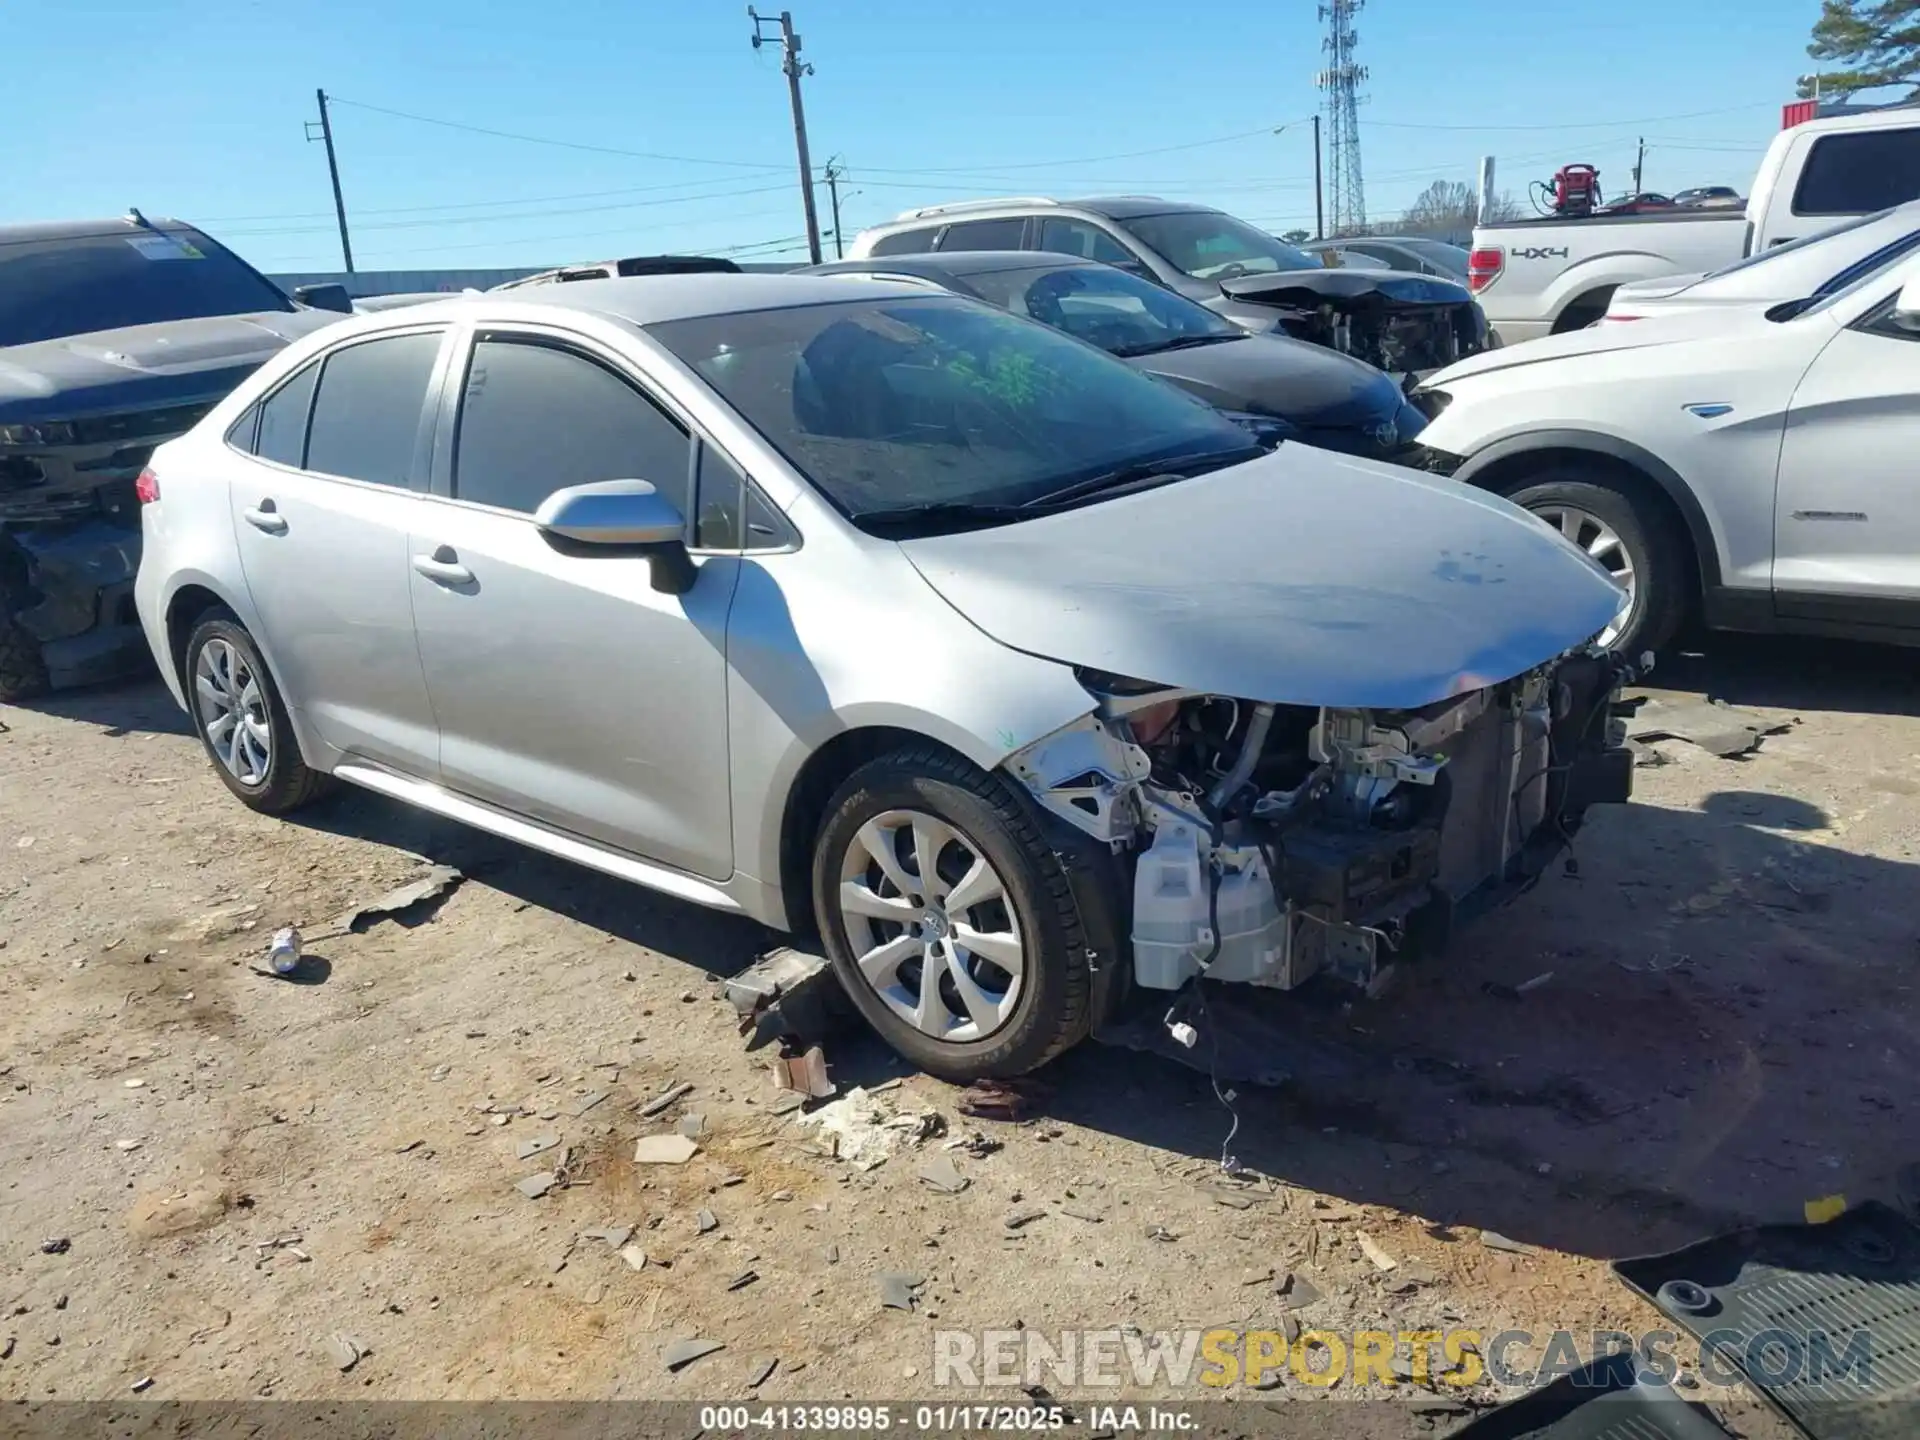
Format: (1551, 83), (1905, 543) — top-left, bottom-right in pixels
(1613, 1201), (1920, 1440)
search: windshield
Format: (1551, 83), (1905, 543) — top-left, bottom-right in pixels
(961, 264), (1242, 357)
(652, 296), (1257, 531)
(1122, 211), (1317, 281)
(0, 227), (294, 348)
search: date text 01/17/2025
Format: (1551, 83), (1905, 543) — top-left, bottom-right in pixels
(697, 1403), (1095, 1432)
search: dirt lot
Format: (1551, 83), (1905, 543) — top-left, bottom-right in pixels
(2, 634), (1916, 1430)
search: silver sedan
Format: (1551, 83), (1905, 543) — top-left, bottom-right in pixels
(134, 275), (1633, 1078)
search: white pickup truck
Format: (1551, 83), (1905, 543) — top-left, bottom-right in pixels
(1469, 105), (1920, 344)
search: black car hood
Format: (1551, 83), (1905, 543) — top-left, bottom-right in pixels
(0, 310), (338, 423)
(1126, 332), (1405, 431)
(1219, 267), (1473, 311)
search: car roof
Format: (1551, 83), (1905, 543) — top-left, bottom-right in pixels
(367, 271), (940, 328)
(814, 252), (1098, 279)
(0, 215), (205, 244)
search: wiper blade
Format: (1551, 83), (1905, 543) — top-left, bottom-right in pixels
(1119, 333), (1243, 356)
(1022, 445), (1260, 509)
(852, 501), (1030, 534)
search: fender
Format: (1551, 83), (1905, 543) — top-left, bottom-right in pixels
(1453, 427), (1724, 591)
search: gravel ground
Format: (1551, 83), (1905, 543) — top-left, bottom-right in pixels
(2, 634), (1915, 1435)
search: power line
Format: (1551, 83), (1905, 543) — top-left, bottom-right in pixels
(327, 96), (790, 171)
(1360, 101), (1777, 132)
(199, 173), (807, 225)
(841, 120), (1316, 175)
(218, 182), (797, 238)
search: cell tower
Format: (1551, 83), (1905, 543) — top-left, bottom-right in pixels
(1316, 0), (1369, 235)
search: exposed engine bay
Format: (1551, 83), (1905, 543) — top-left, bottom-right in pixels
(1216, 270), (1487, 376)
(1005, 650), (1639, 998)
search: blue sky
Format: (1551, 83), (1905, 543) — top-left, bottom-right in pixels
(6, 0), (1830, 273)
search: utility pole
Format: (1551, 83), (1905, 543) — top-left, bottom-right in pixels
(1312, 115), (1325, 239)
(748, 8), (823, 264)
(823, 157), (846, 258)
(304, 89), (355, 273)
(1632, 136), (1646, 196)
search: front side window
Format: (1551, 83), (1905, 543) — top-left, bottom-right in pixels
(0, 227), (295, 348)
(963, 264), (1241, 357)
(1122, 210), (1317, 280)
(1036, 218), (1137, 266)
(304, 332), (443, 487)
(652, 296), (1257, 534)
(452, 337), (691, 517)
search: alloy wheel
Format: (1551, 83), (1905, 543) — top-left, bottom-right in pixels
(835, 808), (1025, 1043)
(193, 638), (272, 786)
(1533, 502), (1634, 646)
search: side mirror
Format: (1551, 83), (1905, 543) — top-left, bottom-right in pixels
(534, 479), (697, 594)
(1892, 277), (1920, 333)
(293, 283), (354, 314)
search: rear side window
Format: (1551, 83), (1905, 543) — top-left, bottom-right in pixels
(254, 360), (320, 467)
(452, 337), (692, 517)
(936, 218), (1027, 252)
(1793, 129), (1920, 217)
(304, 332), (443, 487)
(867, 226), (941, 257)
(1036, 218), (1136, 266)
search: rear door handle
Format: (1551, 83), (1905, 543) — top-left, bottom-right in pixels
(243, 502), (288, 535)
(412, 548), (474, 586)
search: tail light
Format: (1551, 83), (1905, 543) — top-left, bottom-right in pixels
(135, 467), (160, 504)
(1466, 247), (1504, 293)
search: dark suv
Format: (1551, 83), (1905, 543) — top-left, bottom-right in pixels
(848, 195), (1487, 377)
(0, 215), (340, 698)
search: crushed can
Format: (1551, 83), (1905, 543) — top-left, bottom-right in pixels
(267, 927), (302, 976)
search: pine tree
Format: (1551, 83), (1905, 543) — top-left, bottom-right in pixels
(1800, 0), (1920, 98)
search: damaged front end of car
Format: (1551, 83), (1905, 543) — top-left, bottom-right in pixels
(1216, 269), (1487, 377)
(0, 404), (217, 697)
(1003, 647), (1641, 1007)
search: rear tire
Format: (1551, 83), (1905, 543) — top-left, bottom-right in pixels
(810, 745), (1093, 1081)
(183, 611), (334, 815)
(1499, 467), (1689, 657)
(0, 611), (49, 702)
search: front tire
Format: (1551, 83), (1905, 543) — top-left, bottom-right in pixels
(1500, 468), (1688, 657)
(183, 611), (333, 815)
(810, 745), (1093, 1081)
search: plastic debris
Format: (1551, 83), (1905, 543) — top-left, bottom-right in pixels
(664, 1338), (725, 1372)
(564, 1091), (608, 1118)
(1805, 1193), (1848, 1224)
(747, 1356), (778, 1389)
(325, 1333), (362, 1371)
(582, 1226), (633, 1249)
(516, 1133), (561, 1161)
(633, 1134), (699, 1165)
(918, 1155), (970, 1195)
(727, 1269), (758, 1291)
(957, 1077), (1048, 1122)
(338, 865), (463, 933)
(678, 1113), (707, 1139)
(772, 1045), (834, 1100)
(1479, 1229), (1528, 1254)
(696, 1208), (718, 1235)
(878, 1273), (925, 1311)
(515, 1172), (558, 1200)
(1356, 1234), (1398, 1271)
(636, 1081), (694, 1118)
(619, 1245), (649, 1271)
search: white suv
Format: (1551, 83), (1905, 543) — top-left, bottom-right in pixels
(1417, 244), (1920, 655)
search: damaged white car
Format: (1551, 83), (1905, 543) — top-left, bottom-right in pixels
(134, 275), (1639, 1079)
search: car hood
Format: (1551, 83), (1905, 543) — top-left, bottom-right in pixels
(1423, 305), (1766, 388)
(1612, 272), (1708, 304)
(1218, 267), (1473, 310)
(898, 446), (1624, 710)
(1127, 333), (1405, 429)
(0, 310), (340, 422)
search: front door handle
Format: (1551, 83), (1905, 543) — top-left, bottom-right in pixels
(242, 501), (288, 535)
(412, 547), (474, 586)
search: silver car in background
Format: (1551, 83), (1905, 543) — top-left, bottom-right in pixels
(134, 275), (1637, 1079)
